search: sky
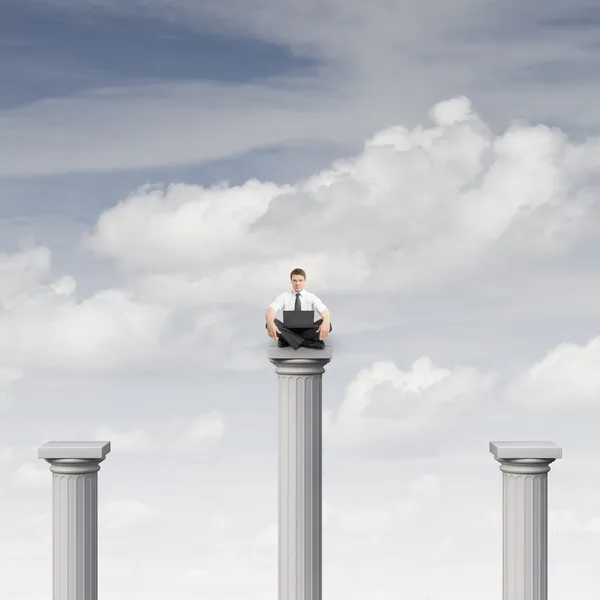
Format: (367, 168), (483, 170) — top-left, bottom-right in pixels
(2, 0), (600, 598)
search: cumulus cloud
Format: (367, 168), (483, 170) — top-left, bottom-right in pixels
(506, 334), (600, 409)
(325, 474), (442, 536)
(83, 180), (287, 273)
(93, 428), (154, 453)
(83, 97), (600, 311)
(251, 523), (278, 550)
(0, 245), (171, 371)
(0, 367), (22, 413)
(0, 244), (53, 306)
(12, 462), (48, 489)
(5, 97), (600, 375)
(0, 446), (13, 466)
(175, 568), (211, 587)
(95, 410), (226, 453)
(323, 356), (496, 453)
(99, 498), (158, 532)
(175, 411), (226, 450)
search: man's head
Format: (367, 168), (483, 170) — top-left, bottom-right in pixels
(290, 268), (306, 292)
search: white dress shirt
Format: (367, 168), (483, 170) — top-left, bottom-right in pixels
(269, 289), (328, 318)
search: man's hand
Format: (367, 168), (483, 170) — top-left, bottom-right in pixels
(267, 322), (281, 341)
(317, 323), (330, 340)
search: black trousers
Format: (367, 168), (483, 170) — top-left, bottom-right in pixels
(266, 318), (332, 349)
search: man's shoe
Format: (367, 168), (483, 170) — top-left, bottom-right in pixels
(303, 340), (325, 349)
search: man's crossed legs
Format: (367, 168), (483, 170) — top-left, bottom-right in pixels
(266, 318), (332, 350)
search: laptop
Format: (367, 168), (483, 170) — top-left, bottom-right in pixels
(283, 310), (315, 328)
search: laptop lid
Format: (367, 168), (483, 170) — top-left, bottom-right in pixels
(283, 310), (315, 328)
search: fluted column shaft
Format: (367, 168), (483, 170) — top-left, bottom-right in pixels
(490, 441), (562, 600)
(39, 441), (111, 600)
(269, 349), (332, 600)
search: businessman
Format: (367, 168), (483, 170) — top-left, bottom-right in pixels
(265, 268), (332, 350)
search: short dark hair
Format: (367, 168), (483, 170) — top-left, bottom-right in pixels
(290, 268), (306, 280)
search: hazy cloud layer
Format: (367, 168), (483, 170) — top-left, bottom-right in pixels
(7, 0), (600, 177)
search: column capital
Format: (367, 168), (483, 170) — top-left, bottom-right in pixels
(267, 344), (332, 375)
(38, 441), (111, 475)
(490, 441), (562, 474)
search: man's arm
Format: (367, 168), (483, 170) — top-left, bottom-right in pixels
(265, 307), (276, 326)
(312, 294), (330, 325)
(267, 293), (284, 321)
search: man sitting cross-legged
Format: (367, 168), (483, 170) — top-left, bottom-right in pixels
(265, 267), (332, 350)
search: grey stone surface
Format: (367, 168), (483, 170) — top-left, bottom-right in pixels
(39, 441), (112, 600)
(490, 441), (562, 600)
(489, 441), (562, 460)
(38, 441), (111, 460)
(269, 349), (332, 600)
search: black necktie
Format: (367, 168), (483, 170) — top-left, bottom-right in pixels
(294, 293), (301, 311)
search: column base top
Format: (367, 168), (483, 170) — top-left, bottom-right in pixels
(38, 441), (111, 460)
(490, 440), (562, 460)
(267, 343), (333, 361)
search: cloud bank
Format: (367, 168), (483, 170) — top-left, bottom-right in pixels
(3, 97), (600, 391)
(85, 96), (600, 310)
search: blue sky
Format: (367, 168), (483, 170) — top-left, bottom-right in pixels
(1, 1), (317, 106)
(3, 1), (600, 599)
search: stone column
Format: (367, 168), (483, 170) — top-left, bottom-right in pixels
(268, 344), (333, 600)
(489, 441), (562, 600)
(38, 441), (111, 600)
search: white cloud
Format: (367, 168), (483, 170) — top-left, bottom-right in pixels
(49, 275), (77, 296)
(252, 523), (277, 550)
(473, 508), (502, 532)
(583, 517), (600, 534)
(84, 97), (600, 310)
(407, 473), (441, 497)
(207, 512), (234, 533)
(99, 498), (159, 532)
(12, 462), (48, 489)
(324, 356), (496, 453)
(2, 96), (598, 380)
(0, 367), (22, 413)
(0, 446), (13, 466)
(3, 96), (600, 378)
(175, 568), (211, 587)
(83, 180), (287, 273)
(175, 411), (226, 450)
(326, 474), (442, 536)
(551, 509), (585, 535)
(95, 410), (226, 453)
(93, 428), (154, 453)
(0, 244), (52, 307)
(0, 246), (172, 371)
(507, 334), (600, 410)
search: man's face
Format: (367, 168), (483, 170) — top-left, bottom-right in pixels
(291, 275), (306, 292)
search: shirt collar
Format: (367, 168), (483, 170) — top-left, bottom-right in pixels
(291, 289), (305, 296)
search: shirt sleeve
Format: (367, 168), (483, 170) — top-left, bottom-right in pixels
(311, 294), (327, 315)
(269, 293), (285, 313)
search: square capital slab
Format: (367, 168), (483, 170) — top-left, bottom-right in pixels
(489, 441), (562, 460)
(267, 343), (333, 361)
(38, 441), (111, 460)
